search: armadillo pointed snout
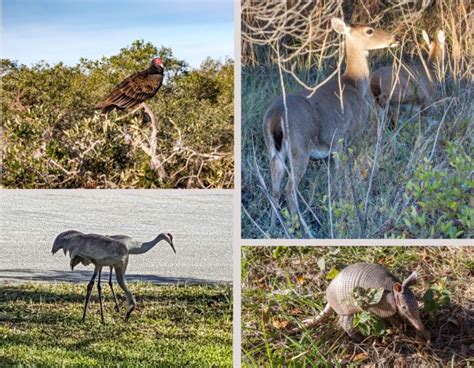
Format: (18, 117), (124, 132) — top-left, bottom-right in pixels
(411, 320), (430, 341)
(417, 326), (431, 342)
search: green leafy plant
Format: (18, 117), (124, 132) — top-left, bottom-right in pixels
(281, 207), (304, 238)
(353, 311), (387, 337)
(352, 286), (386, 310)
(399, 144), (473, 238)
(422, 278), (451, 314)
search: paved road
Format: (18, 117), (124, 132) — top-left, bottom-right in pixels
(0, 190), (232, 284)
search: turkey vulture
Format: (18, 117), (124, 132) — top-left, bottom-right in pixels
(95, 58), (164, 113)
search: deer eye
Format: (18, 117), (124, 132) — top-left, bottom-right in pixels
(365, 28), (374, 36)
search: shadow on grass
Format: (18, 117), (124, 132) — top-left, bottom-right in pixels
(427, 302), (474, 363)
(0, 284), (231, 313)
(0, 268), (227, 284)
(0, 282), (232, 326)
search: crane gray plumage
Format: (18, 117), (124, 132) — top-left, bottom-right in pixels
(52, 230), (175, 323)
(287, 263), (430, 341)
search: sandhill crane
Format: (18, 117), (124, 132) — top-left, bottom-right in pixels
(52, 230), (175, 323)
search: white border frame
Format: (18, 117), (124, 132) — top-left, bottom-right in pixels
(233, 0), (242, 366)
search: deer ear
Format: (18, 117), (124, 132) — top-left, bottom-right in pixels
(437, 30), (446, 44)
(402, 271), (418, 288)
(331, 18), (350, 35)
(421, 30), (430, 46)
(393, 282), (402, 293)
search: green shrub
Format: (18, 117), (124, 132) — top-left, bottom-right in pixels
(399, 144), (473, 238)
(1, 40), (233, 188)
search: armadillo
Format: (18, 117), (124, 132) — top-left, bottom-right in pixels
(287, 263), (430, 341)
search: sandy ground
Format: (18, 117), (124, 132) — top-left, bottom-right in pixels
(0, 190), (232, 284)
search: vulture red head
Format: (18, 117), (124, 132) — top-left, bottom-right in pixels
(152, 58), (164, 68)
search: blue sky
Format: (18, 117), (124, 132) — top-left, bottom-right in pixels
(2, 0), (234, 68)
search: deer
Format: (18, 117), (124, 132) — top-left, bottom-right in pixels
(370, 30), (446, 119)
(263, 18), (399, 229)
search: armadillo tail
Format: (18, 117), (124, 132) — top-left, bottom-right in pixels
(286, 303), (333, 336)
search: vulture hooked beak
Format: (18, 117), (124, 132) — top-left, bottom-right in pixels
(152, 58), (164, 69)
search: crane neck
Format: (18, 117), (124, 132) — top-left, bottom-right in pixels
(128, 233), (168, 255)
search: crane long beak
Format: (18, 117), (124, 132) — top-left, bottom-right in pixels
(169, 242), (176, 254)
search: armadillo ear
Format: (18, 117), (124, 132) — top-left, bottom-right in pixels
(331, 18), (350, 35)
(421, 30), (430, 46)
(402, 271), (418, 288)
(393, 282), (402, 293)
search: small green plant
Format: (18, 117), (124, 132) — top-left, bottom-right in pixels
(350, 287), (389, 337)
(281, 207), (304, 238)
(422, 277), (451, 314)
(353, 311), (387, 337)
(399, 144), (473, 238)
(352, 286), (385, 309)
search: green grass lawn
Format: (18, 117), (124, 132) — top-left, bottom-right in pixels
(0, 282), (232, 367)
(241, 246), (473, 367)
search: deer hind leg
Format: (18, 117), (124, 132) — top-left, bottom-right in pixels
(339, 314), (364, 342)
(284, 146), (310, 218)
(269, 151), (287, 228)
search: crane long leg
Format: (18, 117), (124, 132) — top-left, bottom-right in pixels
(82, 270), (98, 322)
(97, 269), (104, 323)
(108, 266), (120, 312)
(114, 264), (136, 322)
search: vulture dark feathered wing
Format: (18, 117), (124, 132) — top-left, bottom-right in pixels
(95, 58), (164, 113)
